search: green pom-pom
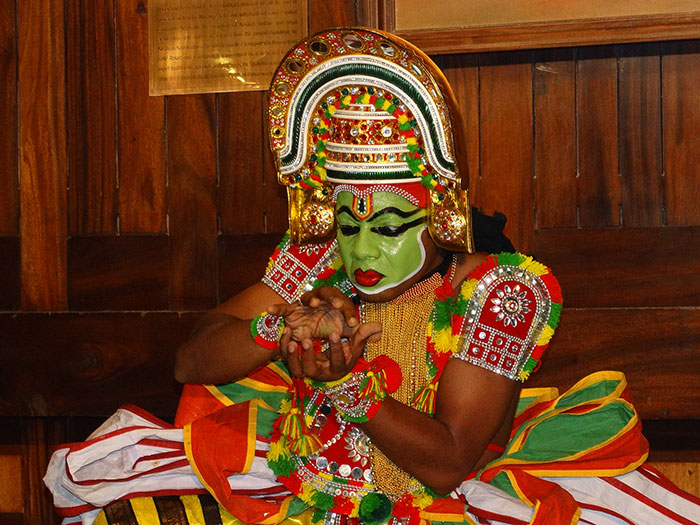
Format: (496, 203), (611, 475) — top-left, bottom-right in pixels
(432, 300), (452, 331)
(311, 490), (335, 511)
(495, 251), (526, 267)
(311, 507), (327, 523)
(453, 293), (469, 316)
(267, 454), (296, 477)
(548, 302), (562, 327)
(521, 356), (538, 376)
(276, 231), (291, 250)
(359, 493), (393, 524)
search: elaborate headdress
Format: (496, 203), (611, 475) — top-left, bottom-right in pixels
(268, 28), (473, 252)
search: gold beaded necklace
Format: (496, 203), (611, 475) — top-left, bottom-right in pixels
(360, 256), (456, 500)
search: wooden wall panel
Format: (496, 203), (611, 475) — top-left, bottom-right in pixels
(534, 227), (700, 308)
(576, 46), (620, 228)
(663, 40), (700, 227)
(645, 420), (700, 461)
(168, 95), (218, 310)
(307, 0), (356, 33)
(219, 92), (287, 234)
(0, 237), (20, 310)
(438, 54), (481, 190)
(531, 308), (700, 419)
(22, 418), (65, 524)
(0, 0), (18, 236)
(116, 0), (166, 233)
(68, 236), (170, 310)
(534, 49), (577, 228)
(619, 43), (663, 227)
(18, 0), (68, 311)
(0, 454), (22, 512)
(476, 52), (533, 252)
(66, 0), (118, 235)
(218, 234), (282, 301)
(0, 313), (197, 417)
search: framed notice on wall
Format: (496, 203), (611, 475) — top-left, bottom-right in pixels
(149, 0), (307, 95)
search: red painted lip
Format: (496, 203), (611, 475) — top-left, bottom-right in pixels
(354, 269), (383, 287)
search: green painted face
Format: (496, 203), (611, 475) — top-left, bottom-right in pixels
(335, 191), (427, 297)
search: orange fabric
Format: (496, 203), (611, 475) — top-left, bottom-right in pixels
(185, 402), (289, 523)
(509, 470), (581, 525)
(175, 363), (291, 427)
(175, 384), (227, 427)
(421, 496), (467, 522)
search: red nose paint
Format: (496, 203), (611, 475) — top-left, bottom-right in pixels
(354, 269), (383, 287)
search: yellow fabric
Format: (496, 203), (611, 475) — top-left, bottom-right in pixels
(130, 497), (160, 523)
(181, 494), (207, 524)
(93, 511), (109, 525)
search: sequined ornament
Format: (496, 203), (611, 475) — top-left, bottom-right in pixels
(267, 28), (474, 252)
(249, 312), (285, 350)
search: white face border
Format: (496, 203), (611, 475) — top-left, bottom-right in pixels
(349, 225), (428, 296)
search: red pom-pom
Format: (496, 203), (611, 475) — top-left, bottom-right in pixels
(435, 279), (454, 301)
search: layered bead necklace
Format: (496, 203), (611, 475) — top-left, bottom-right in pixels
(359, 255), (456, 500)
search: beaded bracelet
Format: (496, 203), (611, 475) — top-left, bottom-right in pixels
(250, 312), (285, 350)
(317, 355), (402, 423)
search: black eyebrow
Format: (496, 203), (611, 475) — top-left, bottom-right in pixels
(369, 207), (422, 221)
(335, 205), (422, 221)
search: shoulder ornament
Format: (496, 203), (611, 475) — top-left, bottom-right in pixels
(454, 253), (562, 381)
(262, 231), (343, 303)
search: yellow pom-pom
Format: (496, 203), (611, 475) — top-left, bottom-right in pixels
(348, 496), (361, 517)
(381, 100), (392, 111)
(520, 257), (548, 276)
(299, 482), (315, 502)
(414, 491), (434, 509)
(406, 137), (417, 145)
(342, 95), (352, 106)
(537, 325), (555, 345)
(328, 105), (337, 115)
(268, 439), (290, 461)
(397, 114), (409, 124)
(432, 329), (454, 352)
(460, 278), (478, 298)
(279, 398), (292, 414)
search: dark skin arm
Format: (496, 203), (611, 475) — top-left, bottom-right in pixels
(174, 282), (285, 384)
(174, 282), (368, 384)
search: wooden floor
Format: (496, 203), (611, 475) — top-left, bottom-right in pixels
(649, 462), (700, 498)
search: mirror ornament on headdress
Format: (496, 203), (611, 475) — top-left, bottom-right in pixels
(268, 28), (473, 252)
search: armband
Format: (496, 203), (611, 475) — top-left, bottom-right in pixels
(454, 253), (562, 381)
(250, 312), (285, 351)
(316, 355), (402, 423)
